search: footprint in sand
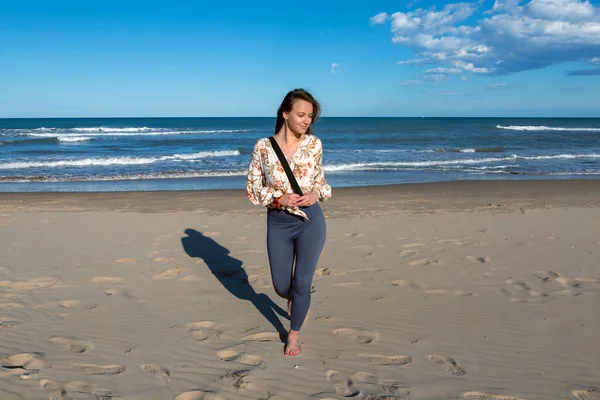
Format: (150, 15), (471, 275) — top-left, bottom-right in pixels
(428, 354), (465, 375)
(326, 370), (359, 397)
(509, 297), (546, 303)
(425, 289), (474, 297)
(40, 379), (66, 400)
(216, 350), (263, 366)
(391, 280), (421, 289)
(332, 328), (379, 344)
(0, 317), (24, 330)
(555, 277), (581, 288)
(1, 353), (43, 371)
(573, 389), (600, 400)
(10, 277), (66, 291)
(333, 282), (363, 287)
(141, 364), (171, 383)
(431, 246), (450, 253)
(175, 390), (225, 400)
(506, 279), (531, 291)
(154, 266), (186, 279)
(247, 275), (271, 287)
(344, 233), (365, 237)
(49, 337), (93, 353)
(184, 321), (222, 341)
(241, 332), (281, 342)
(402, 243), (425, 248)
(154, 257), (177, 263)
(89, 276), (123, 284)
(72, 363), (125, 374)
(115, 258), (136, 264)
(351, 371), (379, 384)
(549, 289), (579, 296)
(243, 264), (267, 273)
(348, 267), (381, 274)
(65, 381), (114, 399)
(358, 354), (412, 365)
(532, 270), (560, 281)
(437, 239), (478, 246)
(217, 369), (251, 391)
(352, 372), (409, 396)
(398, 250), (418, 258)
(466, 256), (491, 263)
(410, 258), (440, 266)
(462, 391), (527, 400)
(59, 300), (96, 310)
(0, 302), (24, 309)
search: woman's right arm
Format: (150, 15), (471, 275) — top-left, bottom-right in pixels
(247, 140), (283, 207)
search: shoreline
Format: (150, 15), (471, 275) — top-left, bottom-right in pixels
(1, 179), (598, 215)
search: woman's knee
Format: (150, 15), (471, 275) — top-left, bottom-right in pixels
(293, 279), (313, 297)
(273, 281), (291, 298)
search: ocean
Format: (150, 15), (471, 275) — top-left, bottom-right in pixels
(0, 117), (599, 192)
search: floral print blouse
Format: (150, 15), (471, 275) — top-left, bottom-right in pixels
(247, 134), (332, 220)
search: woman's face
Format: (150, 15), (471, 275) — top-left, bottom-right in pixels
(284, 99), (314, 135)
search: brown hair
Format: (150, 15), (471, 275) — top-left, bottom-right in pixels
(275, 88), (321, 135)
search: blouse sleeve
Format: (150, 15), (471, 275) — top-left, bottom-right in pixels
(311, 138), (332, 202)
(247, 140), (283, 207)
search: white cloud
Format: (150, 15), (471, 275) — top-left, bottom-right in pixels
(460, 76), (469, 81)
(399, 79), (421, 86)
(487, 83), (510, 89)
(330, 63), (339, 73)
(370, 12), (389, 25)
(424, 73), (448, 83)
(427, 91), (462, 96)
(374, 0), (600, 76)
(397, 58), (431, 65)
(525, 0), (595, 22)
(424, 67), (463, 73)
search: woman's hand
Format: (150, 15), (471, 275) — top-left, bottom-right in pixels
(295, 192), (319, 207)
(280, 193), (301, 207)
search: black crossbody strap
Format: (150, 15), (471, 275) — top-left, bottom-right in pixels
(268, 136), (303, 195)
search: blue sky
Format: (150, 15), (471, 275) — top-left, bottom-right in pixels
(1, 0), (599, 118)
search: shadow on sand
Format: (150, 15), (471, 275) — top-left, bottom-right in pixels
(181, 228), (288, 337)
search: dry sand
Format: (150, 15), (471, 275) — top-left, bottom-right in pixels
(0, 180), (599, 400)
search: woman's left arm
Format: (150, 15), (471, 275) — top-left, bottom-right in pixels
(310, 138), (332, 202)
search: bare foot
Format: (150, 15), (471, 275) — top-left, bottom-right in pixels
(285, 331), (301, 357)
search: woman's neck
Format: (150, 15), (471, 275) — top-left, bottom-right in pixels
(277, 127), (303, 144)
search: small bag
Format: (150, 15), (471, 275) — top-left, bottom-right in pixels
(268, 136), (303, 196)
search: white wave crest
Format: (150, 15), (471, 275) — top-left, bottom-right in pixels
(72, 127), (153, 132)
(0, 150), (241, 170)
(323, 153), (600, 172)
(57, 136), (91, 143)
(27, 129), (251, 138)
(497, 125), (600, 132)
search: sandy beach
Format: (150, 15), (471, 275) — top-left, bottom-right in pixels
(1, 180), (599, 400)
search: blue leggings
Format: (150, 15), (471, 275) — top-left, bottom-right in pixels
(267, 203), (326, 331)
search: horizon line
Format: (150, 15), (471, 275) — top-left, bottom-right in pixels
(2, 116), (600, 119)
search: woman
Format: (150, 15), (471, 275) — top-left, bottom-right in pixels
(247, 88), (331, 356)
